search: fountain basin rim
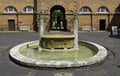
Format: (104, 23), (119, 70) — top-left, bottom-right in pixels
(41, 34), (75, 38)
(9, 40), (107, 68)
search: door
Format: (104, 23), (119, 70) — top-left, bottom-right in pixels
(99, 19), (106, 30)
(51, 10), (64, 30)
(8, 20), (15, 31)
(50, 5), (67, 31)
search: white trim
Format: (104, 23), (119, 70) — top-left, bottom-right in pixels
(96, 12), (109, 14)
(79, 12), (92, 14)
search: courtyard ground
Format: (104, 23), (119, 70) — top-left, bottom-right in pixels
(0, 31), (120, 76)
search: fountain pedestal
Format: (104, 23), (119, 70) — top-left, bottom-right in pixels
(39, 10), (79, 50)
(41, 34), (75, 49)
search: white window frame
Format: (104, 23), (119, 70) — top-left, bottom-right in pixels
(23, 6), (34, 13)
(97, 7), (109, 14)
(80, 7), (92, 14)
(4, 6), (17, 13)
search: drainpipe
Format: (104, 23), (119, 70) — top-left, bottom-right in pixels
(90, 13), (93, 31)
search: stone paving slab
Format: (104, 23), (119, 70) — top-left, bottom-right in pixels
(54, 72), (73, 76)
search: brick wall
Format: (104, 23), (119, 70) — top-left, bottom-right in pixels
(0, 0), (120, 31)
(36, 0), (120, 31)
(0, 0), (34, 31)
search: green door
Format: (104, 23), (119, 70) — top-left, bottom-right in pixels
(8, 20), (15, 31)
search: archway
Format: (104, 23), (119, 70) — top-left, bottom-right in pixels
(50, 5), (67, 31)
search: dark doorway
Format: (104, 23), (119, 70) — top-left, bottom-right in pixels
(8, 20), (15, 31)
(99, 19), (106, 30)
(50, 5), (67, 31)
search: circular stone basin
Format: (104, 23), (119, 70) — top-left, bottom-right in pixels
(9, 40), (107, 68)
(20, 43), (96, 61)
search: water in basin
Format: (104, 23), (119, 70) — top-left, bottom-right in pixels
(20, 42), (96, 61)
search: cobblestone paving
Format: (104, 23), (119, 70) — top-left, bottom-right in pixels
(0, 32), (120, 76)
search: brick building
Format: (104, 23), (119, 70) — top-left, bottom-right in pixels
(0, 0), (35, 31)
(0, 0), (120, 31)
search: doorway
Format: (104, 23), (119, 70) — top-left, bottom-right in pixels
(8, 20), (15, 31)
(99, 19), (106, 30)
(50, 5), (67, 31)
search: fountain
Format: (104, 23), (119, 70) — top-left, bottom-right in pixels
(9, 10), (107, 68)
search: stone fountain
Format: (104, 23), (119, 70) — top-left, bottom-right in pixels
(9, 10), (107, 68)
(39, 10), (78, 51)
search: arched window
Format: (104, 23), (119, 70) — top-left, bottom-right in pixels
(80, 6), (92, 13)
(115, 7), (120, 13)
(23, 6), (34, 13)
(97, 6), (109, 13)
(4, 6), (17, 13)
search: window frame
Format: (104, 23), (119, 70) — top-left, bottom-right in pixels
(23, 6), (34, 13)
(79, 6), (92, 14)
(4, 6), (17, 13)
(97, 6), (109, 14)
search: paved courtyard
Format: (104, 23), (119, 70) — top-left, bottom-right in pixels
(0, 31), (120, 76)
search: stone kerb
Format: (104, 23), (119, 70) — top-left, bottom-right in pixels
(9, 40), (107, 68)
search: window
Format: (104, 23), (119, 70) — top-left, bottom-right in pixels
(4, 6), (17, 13)
(80, 6), (92, 13)
(23, 6), (34, 13)
(115, 7), (120, 13)
(97, 7), (109, 13)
